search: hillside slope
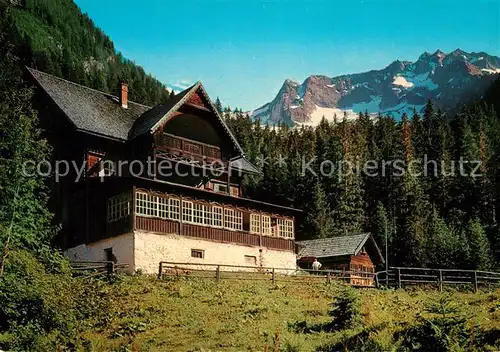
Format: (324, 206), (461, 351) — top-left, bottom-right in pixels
(0, 0), (170, 105)
(251, 49), (500, 125)
(81, 275), (500, 351)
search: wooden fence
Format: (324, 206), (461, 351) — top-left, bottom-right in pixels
(70, 261), (128, 278)
(158, 262), (500, 291)
(376, 267), (500, 292)
(158, 261), (376, 286)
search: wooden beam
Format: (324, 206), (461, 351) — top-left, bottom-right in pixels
(184, 102), (211, 112)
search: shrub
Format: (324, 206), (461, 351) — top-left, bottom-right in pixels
(0, 249), (111, 351)
(329, 286), (363, 330)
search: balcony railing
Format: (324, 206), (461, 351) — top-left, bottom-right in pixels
(158, 133), (223, 163)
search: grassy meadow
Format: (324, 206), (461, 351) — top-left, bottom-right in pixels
(79, 275), (500, 352)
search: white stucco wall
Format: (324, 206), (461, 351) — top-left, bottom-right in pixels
(64, 233), (134, 273)
(64, 231), (297, 275)
(133, 231), (297, 274)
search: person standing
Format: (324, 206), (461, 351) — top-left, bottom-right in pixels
(312, 258), (322, 273)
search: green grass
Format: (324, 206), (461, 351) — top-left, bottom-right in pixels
(80, 275), (500, 351)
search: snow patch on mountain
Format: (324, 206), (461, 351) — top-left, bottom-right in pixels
(482, 68), (500, 74)
(392, 76), (414, 88)
(297, 105), (357, 126)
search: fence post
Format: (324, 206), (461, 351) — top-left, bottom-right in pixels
(386, 270), (389, 287)
(106, 261), (113, 278)
(473, 271), (478, 293)
(438, 269), (443, 292)
(326, 271), (330, 284)
(158, 262), (163, 279)
(375, 272), (379, 288)
(216, 265), (221, 282)
(397, 268), (401, 289)
(271, 268), (276, 285)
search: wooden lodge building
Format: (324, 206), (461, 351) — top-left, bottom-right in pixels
(27, 68), (299, 273)
(296, 234), (385, 286)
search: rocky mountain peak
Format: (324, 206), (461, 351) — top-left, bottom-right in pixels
(250, 49), (500, 126)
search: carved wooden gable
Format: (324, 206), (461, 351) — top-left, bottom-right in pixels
(186, 90), (206, 108)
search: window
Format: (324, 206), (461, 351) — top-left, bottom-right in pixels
(158, 196), (168, 219)
(224, 208), (242, 231)
(212, 206), (223, 227)
(193, 203), (204, 224)
(250, 213), (261, 234)
(213, 183), (229, 194)
(277, 218), (294, 238)
(107, 192), (131, 222)
(169, 198), (180, 220)
(135, 192), (158, 217)
(204, 205), (213, 226)
(244, 255), (257, 265)
(191, 249), (204, 259)
(182, 200), (193, 223)
(262, 215), (272, 236)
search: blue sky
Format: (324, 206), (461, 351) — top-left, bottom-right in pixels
(74, 0), (499, 110)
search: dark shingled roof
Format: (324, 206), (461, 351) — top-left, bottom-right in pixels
(27, 68), (259, 175)
(27, 67), (150, 141)
(296, 234), (384, 263)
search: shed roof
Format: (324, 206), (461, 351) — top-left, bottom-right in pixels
(229, 156), (261, 175)
(296, 234), (385, 264)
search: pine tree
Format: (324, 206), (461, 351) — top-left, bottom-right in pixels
(214, 97), (223, 114)
(425, 208), (459, 268)
(372, 202), (392, 258)
(392, 113), (430, 266)
(466, 218), (492, 270)
(449, 113), (481, 221)
(331, 117), (366, 236)
(307, 182), (336, 239)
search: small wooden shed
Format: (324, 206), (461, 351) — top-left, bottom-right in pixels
(296, 233), (385, 287)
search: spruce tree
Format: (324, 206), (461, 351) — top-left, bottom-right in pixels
(466, 218), (492, 270)
(307, 182), (336, 239)
(372, 202), (392, 258)
(392, 113), (430, 266)
(214, 97), (223, 114)
(425, 208), (459, 268)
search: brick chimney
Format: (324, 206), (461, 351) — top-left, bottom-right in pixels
(120, 82), (128, 109)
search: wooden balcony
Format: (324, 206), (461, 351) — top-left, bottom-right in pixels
(157, 133), (223, 164)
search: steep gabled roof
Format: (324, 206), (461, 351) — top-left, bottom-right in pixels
(296, 234), (385, 264)
(27, 67), (150, 141)
(27, 68), (259, 174)
(129, 82), (244, 156)
(128, 85), (193, 139)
